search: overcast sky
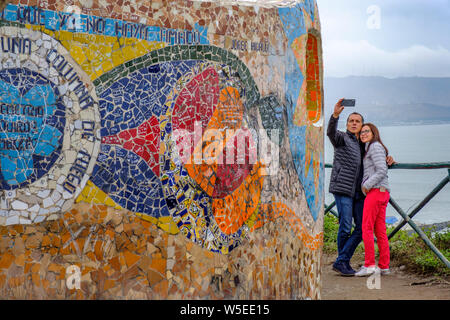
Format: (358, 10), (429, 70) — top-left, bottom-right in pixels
(317, 0), (450, 78)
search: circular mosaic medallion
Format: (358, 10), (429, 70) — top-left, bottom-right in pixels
(0, 27), (100, 225)
(0, 68), (65, 189)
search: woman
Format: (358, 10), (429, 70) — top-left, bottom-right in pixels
(355, 123), (391, 277)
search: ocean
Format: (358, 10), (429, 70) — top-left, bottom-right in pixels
(324, 123), (450, 225)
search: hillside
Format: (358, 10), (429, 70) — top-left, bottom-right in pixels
(324, 77), (450, 125)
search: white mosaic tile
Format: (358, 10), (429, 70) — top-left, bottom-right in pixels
(11, 200), (28, 210)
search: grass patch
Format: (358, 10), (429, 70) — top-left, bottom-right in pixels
(388, 226), (450, 277)
(322, 213), (365, 261)
(323, 213), (450, 277)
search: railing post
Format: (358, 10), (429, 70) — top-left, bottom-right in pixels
(324, 202), (339, 219)
(324, 201), (335, 214)
(388, 174), (450, 239)
(388, 199), (450, 268)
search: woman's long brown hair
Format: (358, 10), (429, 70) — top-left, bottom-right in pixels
(362, 123), (389, 156)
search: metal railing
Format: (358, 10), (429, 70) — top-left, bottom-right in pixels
(324, 162), (450, 268)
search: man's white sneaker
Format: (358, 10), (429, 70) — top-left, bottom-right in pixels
(355, 266), (376, 277)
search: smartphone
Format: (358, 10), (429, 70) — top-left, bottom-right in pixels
(341, 99), (356, 107)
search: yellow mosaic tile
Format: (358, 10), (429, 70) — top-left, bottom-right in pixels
(136, 213), (179, 235)
(76, 180), (123, 210)
(25, 25), (165, 80)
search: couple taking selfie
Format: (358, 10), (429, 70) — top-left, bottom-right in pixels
(327, 98), (394, 277)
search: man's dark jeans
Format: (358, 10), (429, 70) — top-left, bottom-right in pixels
(333, 194), (364, 265)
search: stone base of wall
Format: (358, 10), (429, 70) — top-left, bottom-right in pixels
(0, 202), (321, 299)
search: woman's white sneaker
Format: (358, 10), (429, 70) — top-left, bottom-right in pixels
(379, 268), (390, 275)
(355, 266), (377, 277)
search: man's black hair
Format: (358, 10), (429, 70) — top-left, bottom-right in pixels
(347, 112), (364, 123)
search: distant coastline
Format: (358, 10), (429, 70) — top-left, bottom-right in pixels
(377, 120), (450, 127)
(330, 120), (450, 131)
(403, 221), (450, 235)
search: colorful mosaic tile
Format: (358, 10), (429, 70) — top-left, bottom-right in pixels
(0, 0), (324, 300)
(279, 2), (324, 221)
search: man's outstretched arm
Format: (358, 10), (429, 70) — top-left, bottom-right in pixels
(327, 99), (346, 148)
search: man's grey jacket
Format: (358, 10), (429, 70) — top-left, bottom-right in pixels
(327, 115), (364, 198)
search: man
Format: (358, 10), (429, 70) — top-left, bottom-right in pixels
(327, 98), (393, 276)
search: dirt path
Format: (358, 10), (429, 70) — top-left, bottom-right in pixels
(321, 253), (450, 300)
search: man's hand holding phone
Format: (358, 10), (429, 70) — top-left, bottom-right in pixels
(333, 98), (345, 118)
(341, 99), (356, 107)
(333, 98), (356, 118)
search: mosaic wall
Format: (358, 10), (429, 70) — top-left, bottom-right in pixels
(0, 0), (324, 299)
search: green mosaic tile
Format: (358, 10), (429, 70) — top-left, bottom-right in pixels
(95, 45), (261, 103)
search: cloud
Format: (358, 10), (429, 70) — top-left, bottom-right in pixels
(323, 40), (450, 78)
(317, 0), (450, 77)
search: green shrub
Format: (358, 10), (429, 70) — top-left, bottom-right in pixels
(322, 214), (364, 256)
(322, 213), (339, 253)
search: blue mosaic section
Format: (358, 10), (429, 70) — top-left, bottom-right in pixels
(278, 4), (307, 110)
(278, 4), (307, 46)
(288, 125), (324, 221)
(278, 5), (322, 221)
(0, 68), (65, 190)
(278, 3), (316, 109)
(98, 61), (198, 138)
(92, 61), (202, 218)
(91, 144), (170, 217)
(1, 4), (209, 44)
(304, 0), (316, 22)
